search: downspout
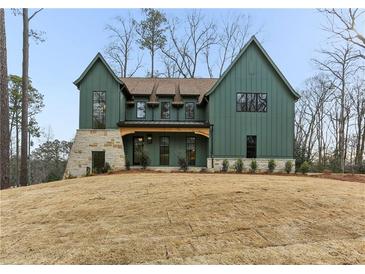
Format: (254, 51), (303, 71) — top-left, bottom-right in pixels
(210, 124), (214, 169)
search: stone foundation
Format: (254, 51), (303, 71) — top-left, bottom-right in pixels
(207, 158), (295, 173)
(64, 129), (125, 178)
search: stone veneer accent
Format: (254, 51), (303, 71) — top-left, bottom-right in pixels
(64, 129), (125, 178)
(207, 158), (295, 173)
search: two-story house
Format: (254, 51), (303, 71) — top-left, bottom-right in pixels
(64, 36), (299, 177)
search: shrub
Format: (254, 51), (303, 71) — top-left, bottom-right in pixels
(300, 161), (310, 174)
(285, 161), (293, 174)
(234, 159), (244, 173)
(140, 151), (150, 169)
(250, 160), (257, 173)
(178, 157), (188, 172)
(268, 159), (276, 173)
(222, 159), (229, 172)
(125, 159), (130, 170)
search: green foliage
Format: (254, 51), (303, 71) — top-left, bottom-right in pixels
(268, 159), (276, 173)
(134, 9), (167, 76)
(30, 139), (73, 183)
(234, 159), (244, 173)
(102, 162), (111, 173)
(300, 161), (310, 174)
(178, 157), (188, 172)
(125, 158), (131, 170)
(222, 159), (229, 172)
(140, 150), (150, 169)
(250, 160), (257, 173)
(285, 161), (293, 174)
(8, 75), (44, 138)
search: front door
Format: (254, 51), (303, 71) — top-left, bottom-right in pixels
(133, 136), (144, 165)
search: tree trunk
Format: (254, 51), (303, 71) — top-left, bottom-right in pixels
(151, 48), (154, 78)
(16, 115), (19, 186)
(0, 8), (10, 189)
(20, 8), (29, 186)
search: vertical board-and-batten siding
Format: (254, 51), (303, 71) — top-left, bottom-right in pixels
(209, 42), (295, 159)
(79, 59), (124, 129)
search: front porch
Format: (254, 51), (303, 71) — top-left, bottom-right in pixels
(119, 121), (209, 168)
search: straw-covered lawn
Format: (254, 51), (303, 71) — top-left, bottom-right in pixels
(0, 173), (364, 264)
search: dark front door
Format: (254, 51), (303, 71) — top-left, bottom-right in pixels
(133, 136), (144, 165)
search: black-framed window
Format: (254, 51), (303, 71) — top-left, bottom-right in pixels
(92, 151), (105, 173)
(92, 91), (106, 129)
(185, 102), (195, 120)
(186, 137), (196, 166)
(161, 102), (170, 119)
(160, 136), (169, 165)
(236, 93), (267, 112)
(136, 101), (146, 119)
(247, 135), (257, 158)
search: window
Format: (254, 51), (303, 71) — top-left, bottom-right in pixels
(185, 102), (195, 119)
(160, 137), (169, 165)
(257, 93), (268, 112)
(247, 135), (257, 158)
(133, 136), (144, 165)
(161, 102), (170, 119)
(186, 137), (196, 166)
(236, 93), (267, 112)
(92, 91), (106, 129)
(92, 151), (105, 173)
(136, 101), (146, 119)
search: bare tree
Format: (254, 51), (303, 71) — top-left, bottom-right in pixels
(216, 15), (256, 77)
(349, 78), (365, 165)
(0, 8), (10, 189)
(20, 8), (43, 187)
(313, 44), (359, 172)
(161, 11), (217, 78)
(320, 9), (365, 59)
(104, 15), (142, 77)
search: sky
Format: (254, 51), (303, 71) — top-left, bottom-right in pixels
(5, 8), (327, 147)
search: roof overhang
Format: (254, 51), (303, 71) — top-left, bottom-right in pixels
(118, 121), (210, 137)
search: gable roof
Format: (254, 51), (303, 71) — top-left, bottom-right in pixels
(206, 36), (300, 100)
(73, 52), (125, 89)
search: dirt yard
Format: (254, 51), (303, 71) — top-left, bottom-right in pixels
(0, 173), (364, 264)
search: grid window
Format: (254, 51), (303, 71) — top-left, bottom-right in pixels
(92, 91), (106, 129)
(236, 93), (267, 112)
(160, 137), (169, 165)
(92, 151), (105, 174)
(186, 137), (196, 166)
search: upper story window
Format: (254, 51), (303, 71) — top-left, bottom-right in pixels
(136, 101), (146, 119)
(92, 91), (106, 129)
(236, 93), (267, 112)
(185, 102), (195, 120)
(161, 102), (170, 119)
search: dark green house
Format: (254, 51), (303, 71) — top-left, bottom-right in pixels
(64, 36), (299, 177)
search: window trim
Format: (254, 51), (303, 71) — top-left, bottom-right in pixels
(136, 101), (147, 120)
(236, 92), (268, 113)
(159, 136), (170, 166)
(92, 91), (106, 129)
(160, 101), (171, 120)
(185, 102), (195, 120)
